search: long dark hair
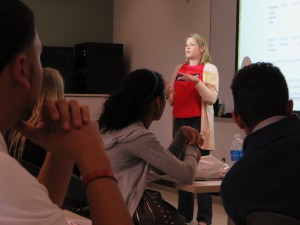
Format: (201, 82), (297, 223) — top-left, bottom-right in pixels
(99, 69), (165, 132)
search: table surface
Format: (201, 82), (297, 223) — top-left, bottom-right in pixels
(147, 172), (222, 194)
(176, 180), (222, 193)
(63, 210), (91, 225)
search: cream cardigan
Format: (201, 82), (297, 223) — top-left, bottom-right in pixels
(169, 63), (219, 150)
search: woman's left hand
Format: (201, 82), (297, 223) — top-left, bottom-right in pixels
(164, 80), (172, 99)
(180, 126), (203, 146)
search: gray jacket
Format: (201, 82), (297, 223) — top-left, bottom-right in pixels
(102, 121), (199, 216)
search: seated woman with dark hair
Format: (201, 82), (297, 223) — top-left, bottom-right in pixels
(98, 68), (202, 220)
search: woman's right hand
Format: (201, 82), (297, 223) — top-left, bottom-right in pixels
(164, 79), (174, 105)
(180, 126), (203, 146)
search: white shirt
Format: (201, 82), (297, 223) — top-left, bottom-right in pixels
(0, 132), (68, 225)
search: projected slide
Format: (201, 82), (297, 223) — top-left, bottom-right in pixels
(237, 0), (300, 111)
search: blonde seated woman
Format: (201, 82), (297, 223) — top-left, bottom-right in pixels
(7, 67), (64, 167)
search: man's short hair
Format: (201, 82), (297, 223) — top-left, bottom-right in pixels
(231, 62), (289, 129)
(0, 0), (35, 73)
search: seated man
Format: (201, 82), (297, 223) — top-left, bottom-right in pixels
(220, 62), (300, 225)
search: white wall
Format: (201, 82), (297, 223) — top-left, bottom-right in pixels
(64, 94), (108, 122)
(210, 0), (237, 113)
(23, 0), (241, 161)
(113, 0), (240, 160)
(213, 118), (245, 166)
(113, 0), (211, 147)
(23, 1), (237, 111)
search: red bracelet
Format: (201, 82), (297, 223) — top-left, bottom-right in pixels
(82, 170), (118, 189)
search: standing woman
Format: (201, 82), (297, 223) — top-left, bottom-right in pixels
(167, 34), (219, 225)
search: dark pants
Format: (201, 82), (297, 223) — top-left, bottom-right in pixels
(173, 118), (212, 224)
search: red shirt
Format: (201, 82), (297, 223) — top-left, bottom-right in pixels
(173, 63), (204, 118)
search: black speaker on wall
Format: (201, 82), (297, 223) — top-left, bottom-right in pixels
(73, 42), (124, 94)
(40, 46), (74, 93)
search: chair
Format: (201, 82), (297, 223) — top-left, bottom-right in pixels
(21, 160), (90, 218)
(245, 211), (300, 225)
(62, 173), (90, 218)
(21, 159), (40, 177)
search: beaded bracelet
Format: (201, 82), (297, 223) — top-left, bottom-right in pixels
(82, 170), (118, 189)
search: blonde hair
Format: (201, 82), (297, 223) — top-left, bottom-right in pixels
(8, 67), (65, 161)
(186, 33), (212, 64)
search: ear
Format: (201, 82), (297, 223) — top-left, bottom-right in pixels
(232, 111), (246, 130)
(11, 53), (31, 90)
(287, 99), (294, 115)
(154, 96), (161, 110)
(199, 45), (205, 53)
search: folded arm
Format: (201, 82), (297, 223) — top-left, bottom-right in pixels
(17, 99), (134, 225)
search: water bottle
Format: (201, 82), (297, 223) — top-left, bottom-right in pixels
(230, 134), (243, 163)
(218, 99), (224, 117)
(218, 104), (224, 117)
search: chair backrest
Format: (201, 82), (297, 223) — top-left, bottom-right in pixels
(21, 160), (40, 177)
(245, 211), (300, 225)
(22, 159), (90, 218)
(62, 173), (90, 218)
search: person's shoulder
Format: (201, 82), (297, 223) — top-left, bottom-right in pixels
(204, 63), (218, 71)
(123, 121), (152, 138)
(0, 148), (18, 169)
(174, 64), (183, 70)
(120, 123), (158, 148)
(131, 122), (158, 139)
(131, 122), (154, 136)
(203, 63), (219, 78)
(129, 121), (146, 129)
